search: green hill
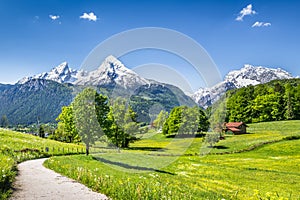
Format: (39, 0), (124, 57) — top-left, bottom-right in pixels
(0, 128), (84, 199)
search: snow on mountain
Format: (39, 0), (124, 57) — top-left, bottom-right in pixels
(192, 64), (294, 108)
(18, 62), (79, 84)
(18, 55), (150, 90)
(225, 64), (293, 88)
(74, 55), (149, 88)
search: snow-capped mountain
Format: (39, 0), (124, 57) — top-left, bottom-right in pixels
(18, 55), (150, 89)
(192, 64), (294, 108)
(18, 62), (79, 84)
(225, 64), (293, 88)
(10, 55), (195, 124)
(74, 55), (150, 88)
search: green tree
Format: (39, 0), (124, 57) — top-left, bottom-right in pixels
(198, 108), (210, 132)
(106, 97), (139, 148)
(0, 115), (9, 128)
(252, 93), (284, 122)
(284, 83), (295, 120)
(179, 106), (199, 135)
(56, 106), (79, 143)
(204, 133), (220, 147)
(226, 86), (254, 123)
(153, 110), (168, 130)
(72, 88), (105, 155)
(39, 125), (45, 138)
(163, 106), (183, 135)
(293, 85), (300, 119)
(95, 92), (111, 137)
(163, 106), (209, 136)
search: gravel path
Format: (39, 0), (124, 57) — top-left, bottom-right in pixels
(10, 158), (108, 200)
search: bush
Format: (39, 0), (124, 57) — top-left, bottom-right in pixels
(204, 133), (220, 147)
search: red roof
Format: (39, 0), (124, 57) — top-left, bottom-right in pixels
(226, 122), (247, 128)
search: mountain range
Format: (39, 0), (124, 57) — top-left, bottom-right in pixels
(1, 56), (196, 125)
(18, 55), (150, 89)
(0, 55), (297, 125)
(192, 64), (294, 108)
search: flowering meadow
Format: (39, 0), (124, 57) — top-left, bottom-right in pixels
(45, 121), (300, 199)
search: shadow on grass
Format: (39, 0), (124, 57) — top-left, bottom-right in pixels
(125, 147), (165, 151)
(225, 132), (254, 136)
(166, 133), (205, 138)
(93, 156), (175, 175)
(213, 145), (229, 149)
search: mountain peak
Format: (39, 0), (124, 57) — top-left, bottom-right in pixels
(75, 55), (149, 88)
(193, 65), (294, 108)
(104, 55), (119, 63)
(98, 55), (127, 72)
(225, 64), (293, 88)
(17, 61), (78, 84)
(18, 56), (150, 89)
(52, 61), (68, 73)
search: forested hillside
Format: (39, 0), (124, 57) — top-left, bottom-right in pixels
(225, 78), (300, 123)
(0, 79), (195, 126)
(0, 79), (73, 125)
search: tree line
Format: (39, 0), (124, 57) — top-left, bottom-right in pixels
(53, 88), (211, 154)
(52, 88), (139, 155)
(225, 79), (300, 123)
(152, 106), (209, 136)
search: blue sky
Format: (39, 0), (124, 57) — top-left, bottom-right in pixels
(0, 0), (300, 92)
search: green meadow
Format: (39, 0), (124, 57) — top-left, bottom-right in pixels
(43, 120), (300, 200)
(0, 128), (84, 199)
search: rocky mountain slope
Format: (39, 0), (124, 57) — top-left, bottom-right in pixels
(192, 64), (294, 108)
(18, 55), (150, 89)
(18, 62), (79, 84)
(1, 56), (195, 125)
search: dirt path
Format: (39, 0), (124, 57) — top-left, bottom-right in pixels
(10, 158), (108, 200)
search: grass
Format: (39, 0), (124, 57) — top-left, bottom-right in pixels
(44, 120), (300, 199)
(0, 128), (85, 199)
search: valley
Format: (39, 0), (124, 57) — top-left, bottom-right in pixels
(1, 1), (300, 200)
(44, 120), (300, 199)
(1, 55), (300, 200)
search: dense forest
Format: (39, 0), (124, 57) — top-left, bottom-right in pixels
(224, 79), (300, 123)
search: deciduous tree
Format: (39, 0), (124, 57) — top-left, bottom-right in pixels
(106, 97), (139, 148)
(56, 106), (79, 143)
(72, 88), (107, 155)
(153, 110), (168, 130)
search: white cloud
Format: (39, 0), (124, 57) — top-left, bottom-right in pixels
(80, 12), (97, 21)
(236, 4), (256, 21)
(49, 15), (60, 20)
(252, 21), (271, 27)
